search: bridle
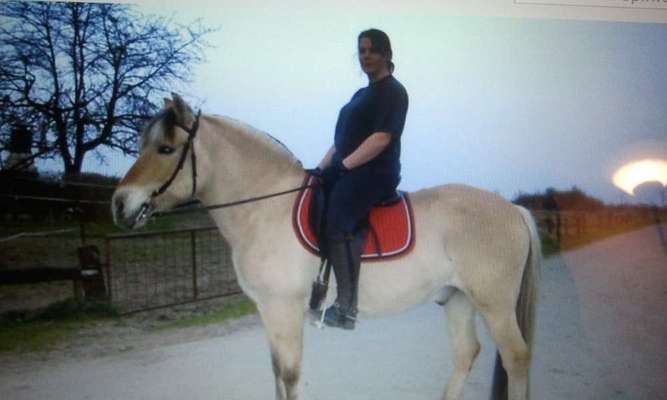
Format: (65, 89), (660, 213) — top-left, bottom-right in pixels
(146, 109), (317, 218)
(151, 109), (202, 201)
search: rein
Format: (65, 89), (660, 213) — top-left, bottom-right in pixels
(156, 183), (317, 217)
(148, 108), (317, 218)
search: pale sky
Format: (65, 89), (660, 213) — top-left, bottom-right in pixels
(71, 1), (667, 203)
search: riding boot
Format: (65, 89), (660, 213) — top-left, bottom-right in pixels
(347, 230), (366, 315)
(322, 233), (361, 330)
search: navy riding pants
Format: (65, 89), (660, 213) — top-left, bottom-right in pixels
(325, 166), (400, 237)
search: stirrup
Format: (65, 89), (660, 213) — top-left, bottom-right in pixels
(309, 307), (327, 329)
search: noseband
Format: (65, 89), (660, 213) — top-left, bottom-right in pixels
(151, 109), (202, 201)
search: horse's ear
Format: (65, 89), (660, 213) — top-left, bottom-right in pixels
(164, 97), (174, 108)
(170, 93), (194, 126)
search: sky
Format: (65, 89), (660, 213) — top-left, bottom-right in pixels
(49, 1), (667, 203)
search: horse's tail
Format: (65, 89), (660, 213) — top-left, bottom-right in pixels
(490, 206), (542, 400)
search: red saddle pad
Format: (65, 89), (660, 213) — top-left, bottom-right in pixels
(292, 178), (415, 262)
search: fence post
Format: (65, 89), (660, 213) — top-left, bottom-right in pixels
(79, 219), (87, 246)
(105, 237), (113, 302)
(577, 213), (585, 236)
(73, 275), (83, 302)
(78, 245), (107, 300)
(191, 230), (198, 300)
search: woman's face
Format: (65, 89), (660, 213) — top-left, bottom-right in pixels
(358, 37), (388, 78)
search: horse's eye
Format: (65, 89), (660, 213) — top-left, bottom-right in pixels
(158, 145), (175, 155)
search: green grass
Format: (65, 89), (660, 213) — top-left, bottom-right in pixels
(0, 319), (93, 353)
(152, 299), (257, 331)
(0, 298), (257, 353)
(0, 299), (119, 353)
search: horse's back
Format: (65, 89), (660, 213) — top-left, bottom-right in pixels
(409, 183), (526, 232)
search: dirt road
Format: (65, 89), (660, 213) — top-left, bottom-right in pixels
(2, 224), (666, 399)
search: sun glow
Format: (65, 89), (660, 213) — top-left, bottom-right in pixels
(612, 159), (667, 196)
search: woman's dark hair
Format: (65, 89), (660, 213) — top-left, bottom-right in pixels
(358, 28), (394, 73)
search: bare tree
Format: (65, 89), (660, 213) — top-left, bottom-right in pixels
(0, 1), (213, 176)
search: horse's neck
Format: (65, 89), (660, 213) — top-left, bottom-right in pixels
(197, 116), (305, 247)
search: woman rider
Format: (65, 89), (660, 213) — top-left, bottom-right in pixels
(314, 28), (408, 330)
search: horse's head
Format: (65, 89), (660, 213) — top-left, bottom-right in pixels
(112, 93), (207, 229)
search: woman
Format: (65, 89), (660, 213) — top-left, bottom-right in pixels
(315, 28), (408, 330)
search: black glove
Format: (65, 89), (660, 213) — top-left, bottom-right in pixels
(305, 167), (323, 177)
(320, 159), (348, 183)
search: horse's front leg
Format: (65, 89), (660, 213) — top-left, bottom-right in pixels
(257, 296), (306, 400)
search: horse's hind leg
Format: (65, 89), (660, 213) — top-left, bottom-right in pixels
(442, 290), (480, 400)
(257, 297), (305, 400)
(481, 308), (530, 400)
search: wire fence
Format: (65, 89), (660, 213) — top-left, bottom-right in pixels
(532, 208), (664, 241)
(0, 228), (102, 270)
(3, 205), (665, 315)
(105, 226), (240, 314)
(0, 171), (237, 314)
(6, 175), (118, 190)
(0, 173), (116, 226)
(0, 227), (107, 314)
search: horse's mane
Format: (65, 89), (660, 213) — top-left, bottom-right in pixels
(210, 114), (303, 168)
(140, 110), (303, 169)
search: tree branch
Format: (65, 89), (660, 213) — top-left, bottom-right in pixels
(0, 2), (214, 175)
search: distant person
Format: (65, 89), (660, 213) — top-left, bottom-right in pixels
(312, 28), (408, 330)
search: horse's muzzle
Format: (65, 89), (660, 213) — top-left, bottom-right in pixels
(112, 190), (153, 230)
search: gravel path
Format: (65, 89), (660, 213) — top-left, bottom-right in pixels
(2, 225), (666, 399)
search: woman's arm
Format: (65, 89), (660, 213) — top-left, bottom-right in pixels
(341, 132), (392, 169)
(318, 145), (337, 169)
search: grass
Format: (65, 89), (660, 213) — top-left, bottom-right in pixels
(0, 299), (119, 353)
(0, 319), (95, 353)
(0, 297), (257, 354)
(152, 299), (257, 331)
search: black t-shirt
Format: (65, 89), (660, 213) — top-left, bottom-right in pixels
(333, 75), (408, 175)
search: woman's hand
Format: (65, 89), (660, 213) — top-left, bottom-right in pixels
(322, 159), (348, 181)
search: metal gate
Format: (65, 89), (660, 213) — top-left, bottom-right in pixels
(105, 226), (241, 313)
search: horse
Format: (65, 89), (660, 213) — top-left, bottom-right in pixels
(112, 93), (541, 400)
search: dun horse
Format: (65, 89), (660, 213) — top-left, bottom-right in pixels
(112, 94), (541, 400)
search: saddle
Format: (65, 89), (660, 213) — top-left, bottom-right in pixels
(292, 176), (415, 261)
